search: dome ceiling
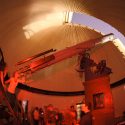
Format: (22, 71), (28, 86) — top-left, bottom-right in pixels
(0, 0), (125, 91)
(1, 0), (125, 37)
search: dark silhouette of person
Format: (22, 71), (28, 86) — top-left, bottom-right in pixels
(80, 104), (92, 125)
(33, 107), (40, 125)
(39, 108), (45, 125)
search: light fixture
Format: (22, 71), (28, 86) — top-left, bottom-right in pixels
(63, 11), (73, 24)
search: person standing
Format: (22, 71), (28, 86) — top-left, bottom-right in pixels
(80, 104), (92, 125)
(4, 71), (21, 107)
(39, 107), (45, 125)
(33, 107), (40, 125)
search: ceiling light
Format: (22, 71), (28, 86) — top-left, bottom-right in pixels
(63, 11), (73, 24)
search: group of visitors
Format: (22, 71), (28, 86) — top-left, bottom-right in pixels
(31, 103), (92, 125)
(32, 104), (64, 125)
